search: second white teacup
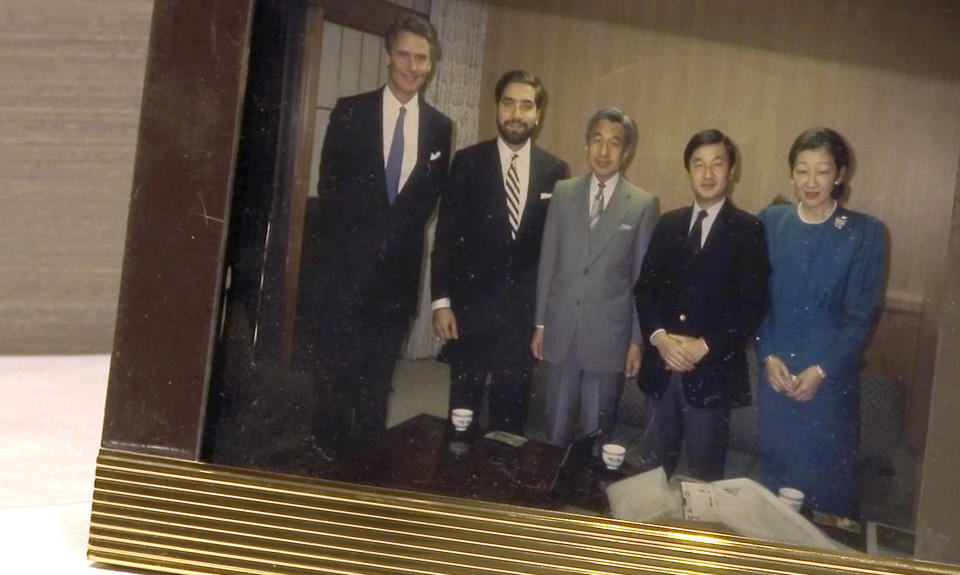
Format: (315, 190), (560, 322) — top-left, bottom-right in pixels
(601, 443), (626, 470)
(450, 408), (473, 431)
(778, 487), (804, 512)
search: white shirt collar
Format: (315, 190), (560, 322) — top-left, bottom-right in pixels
(591, 172), (620, 194)
(693, 196), (725, 220)
(383, 85), (419, 115)
(497, 136), (531, 163)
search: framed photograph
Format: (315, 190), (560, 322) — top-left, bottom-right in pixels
(89, 1), (960, 574)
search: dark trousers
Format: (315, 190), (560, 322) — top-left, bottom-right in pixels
(312, 290), (408, 453)
(448, 347), (532, 436)
(638, 371), (729, 481)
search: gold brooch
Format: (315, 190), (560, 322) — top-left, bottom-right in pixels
(834, 215), (847, 229)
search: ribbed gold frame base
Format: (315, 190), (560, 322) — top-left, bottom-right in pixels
(88, 449), (956, 575)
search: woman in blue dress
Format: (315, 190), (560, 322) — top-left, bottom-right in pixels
(756, 128), (886, 517)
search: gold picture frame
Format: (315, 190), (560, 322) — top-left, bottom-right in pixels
(90, 1), (960, 574)
(89, 449), (951, 575)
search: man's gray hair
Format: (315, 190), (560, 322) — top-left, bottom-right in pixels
(584, 107), (635, 153)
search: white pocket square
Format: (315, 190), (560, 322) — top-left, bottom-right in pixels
(619, 223), (633, 230)
(540, 192), (552, 199)
(429, 151), (442, 161)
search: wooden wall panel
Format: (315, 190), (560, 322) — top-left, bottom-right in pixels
(485, 0), (960, 83)
(0, 0), (153, 353)
(480, 3), (960, 315)
(863, 308), (921, 381)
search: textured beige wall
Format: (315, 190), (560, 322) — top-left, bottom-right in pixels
(480, 2), (960, 310)
(0, 0), (153, 353)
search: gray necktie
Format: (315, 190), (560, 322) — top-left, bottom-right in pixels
(385, 106), (406, 205)
(590, 182), (606, 228)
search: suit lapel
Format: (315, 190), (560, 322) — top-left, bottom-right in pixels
(569, 175), (591, 267)
(495, 140), (545, 243)
(516, 147), (544, 238)
(393, 99), (438, 207)
(395, 105), (426, 204)
(700, 200), (730, 254)
(488, 140), (515, 242)
(676, 205), (694, 243)
(587, 177), (629, 264)
(367, 91), (390, 210)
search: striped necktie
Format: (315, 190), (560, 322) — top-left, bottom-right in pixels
(590, 182), (606, 228)
(505, 153), (521, 239)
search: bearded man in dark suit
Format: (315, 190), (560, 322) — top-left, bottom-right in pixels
(303, 14), (452, 452)
(431, 70), (567, 435)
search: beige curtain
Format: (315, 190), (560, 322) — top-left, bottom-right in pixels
(402, 0), (487, 359)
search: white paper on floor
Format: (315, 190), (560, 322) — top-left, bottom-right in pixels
(607, 469), (846, 552)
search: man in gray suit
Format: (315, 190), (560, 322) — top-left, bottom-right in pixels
(531, 108), (659, 446)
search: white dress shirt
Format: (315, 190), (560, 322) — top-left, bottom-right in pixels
(588, 172), (619, 222)
(382, 87), (419, 195)
(497, 135), (532, 222)
(432, 137), (534, 311)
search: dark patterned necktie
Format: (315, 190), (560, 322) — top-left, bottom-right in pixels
(687, 209), (707, 252)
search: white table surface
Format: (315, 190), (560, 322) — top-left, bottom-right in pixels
(0, 354), (140, 574)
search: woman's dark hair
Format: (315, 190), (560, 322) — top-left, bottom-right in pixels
(788, 127), (851, 199)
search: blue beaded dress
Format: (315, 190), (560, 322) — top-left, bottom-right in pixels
(755, 203), (886, 516)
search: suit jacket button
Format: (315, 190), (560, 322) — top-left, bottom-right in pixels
(583, 268), (589, 275)
(679, 313), (687, 321)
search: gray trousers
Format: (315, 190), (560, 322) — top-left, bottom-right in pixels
(544, 336), (624, 447)
(638, 371), (729, 481)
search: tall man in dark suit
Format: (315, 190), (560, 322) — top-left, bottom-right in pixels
(305, 14), (452, 452)
(532, 108), (658, 447)
(431, 70), (567, 435)
(634, 129), (770, 480)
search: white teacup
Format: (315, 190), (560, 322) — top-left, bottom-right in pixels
(450, 408), (473, 431)
(778, 487), (804, 512)
(601, 443), (626, 470)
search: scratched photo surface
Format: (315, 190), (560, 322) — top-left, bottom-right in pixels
(182, 0), (960, 562)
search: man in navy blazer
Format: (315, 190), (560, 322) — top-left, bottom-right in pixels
(304, 14), (452, 452)
(431, 70), (567, 435)
(634, 129), (770, 480)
